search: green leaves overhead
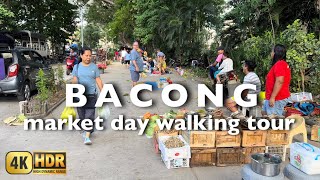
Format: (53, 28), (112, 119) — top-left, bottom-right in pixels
(2, 0), (77, 52)
(131, 0), (224, 62)
(0, 3), (14, 30)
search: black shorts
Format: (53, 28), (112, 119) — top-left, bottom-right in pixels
(124, 60), (130, 64)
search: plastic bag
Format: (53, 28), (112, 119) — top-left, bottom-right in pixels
(97, 104), (111, 120)
(60, 107), (77, 120)
(145, 121), (157, 138)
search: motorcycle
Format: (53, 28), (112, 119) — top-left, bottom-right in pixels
(208, 69), (239, 101)
(66, 56), (76, 75)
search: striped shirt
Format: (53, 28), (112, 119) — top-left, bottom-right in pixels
(243, 72), (261, 94)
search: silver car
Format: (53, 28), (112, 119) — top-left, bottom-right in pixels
(0, 48), (50, 101)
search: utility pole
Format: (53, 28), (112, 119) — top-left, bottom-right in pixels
(80, 6), (84, 47)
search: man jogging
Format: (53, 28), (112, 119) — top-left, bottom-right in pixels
(72, 47), (103, 145)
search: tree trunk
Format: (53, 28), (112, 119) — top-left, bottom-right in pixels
(269, 11), (276, 46)
(300, 69), (305, 92)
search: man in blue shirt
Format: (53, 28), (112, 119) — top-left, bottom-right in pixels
(72, 46), (104, 145)
(129, 41), (144, 86)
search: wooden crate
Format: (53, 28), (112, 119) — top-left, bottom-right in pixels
(311, 125), (320, 142)
(190, 148), (216, 167)
(155, 130), (179, 139)
(242, 130), (267, 147)
(215, 131), (241, 147)
(182, 131), (215, 148)
(266, 130), (289, 145)
(216, 148), (243, 166)
(242, 147), (266, 164)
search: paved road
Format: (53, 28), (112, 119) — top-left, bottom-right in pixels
(0, 63), (72, 119)
(0, 62), (313, 180)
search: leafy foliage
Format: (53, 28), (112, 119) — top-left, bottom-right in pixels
(36, 69), (49, 103)
(2, 0), (77, 53)
(83, 23), (101, 48)
(132, 0), (224, 64)
(108, 0), (135, 45)
(281, 20), (320, 93)
(232, 20), (320, 94)
(57, 64), (65, 87)
(219, 0), (320, 49)
(0, 3), (14, 30)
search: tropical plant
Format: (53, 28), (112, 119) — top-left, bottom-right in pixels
(231, 20), (320, 95)
(3, 0), (77, 53)
(281, 19), (320, 93)
(0, 3), (14, 30)
(36, 69), (49, 103)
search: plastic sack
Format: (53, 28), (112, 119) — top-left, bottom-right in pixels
(97, 104), (111, 120)
(145, 122), (157, 138)
(60, 107), (76, 119)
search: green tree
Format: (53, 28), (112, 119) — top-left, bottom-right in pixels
(3, 0), (77, 53)
(231, 20), (320, 95)
(281, 19), (320, 93)
(83, 23), (101, 48)
(108, 0), (135, 45)
(0, 3), (14, 30)
(219, 0), (320, 49)
(132, 0), (224, 63)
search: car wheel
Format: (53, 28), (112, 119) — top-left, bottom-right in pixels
(17, 82), (31, 101)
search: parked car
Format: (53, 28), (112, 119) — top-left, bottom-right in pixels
(0, 34), (50, 101)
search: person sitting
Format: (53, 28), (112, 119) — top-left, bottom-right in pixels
(216, 52), (233, 84)
(148, 58), (155, 73)
(69, 48), (78, 64)
(209, 47), (224, 82)
(157, 52), (166, 74)
(226, 60), (261, 118)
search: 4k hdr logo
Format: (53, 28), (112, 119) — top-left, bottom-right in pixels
(6, 151), (66, 174)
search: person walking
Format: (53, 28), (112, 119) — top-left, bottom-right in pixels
(129, 41), (144, 86)
(262, 44), (291, 116)
(121, 47), (128, 65)
(72, 47), (103, 145)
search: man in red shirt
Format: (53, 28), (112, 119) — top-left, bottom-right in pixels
(263, 44), (291, 116)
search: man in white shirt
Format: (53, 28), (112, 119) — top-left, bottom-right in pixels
(216, 52), (233, 83)
(121, 48), (128, 65)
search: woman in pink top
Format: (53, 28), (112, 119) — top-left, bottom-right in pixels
(209, 46), (224, 80)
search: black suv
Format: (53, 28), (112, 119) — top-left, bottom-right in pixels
(0, 47), (50, 101)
